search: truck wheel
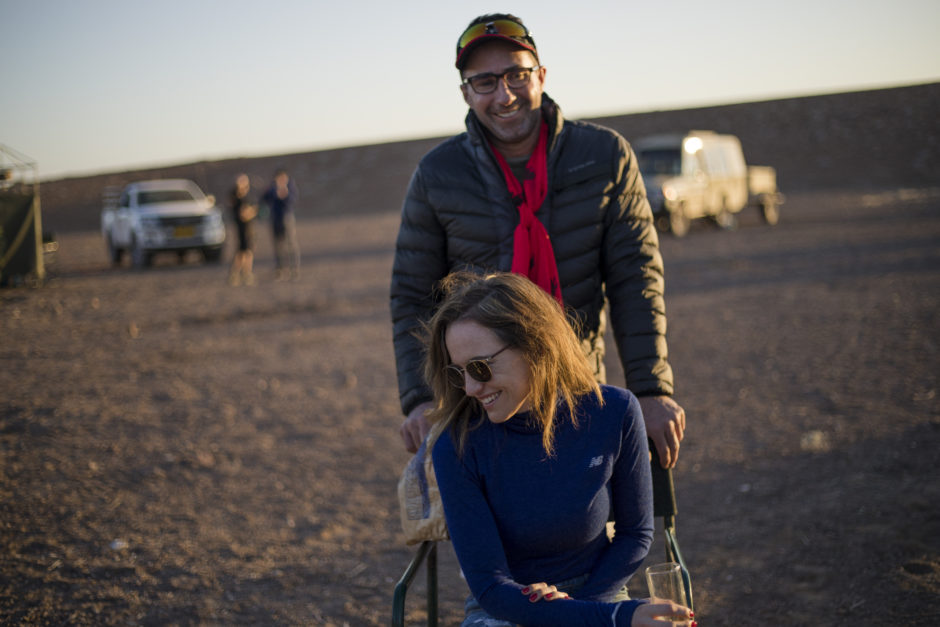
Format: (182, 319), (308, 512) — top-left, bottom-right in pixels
(202, 247), (223, 263)
(669, 205), (690, 237)
(715, 207), (738, 231)
(761, 199), (780, 225)
(655, 214), (671, 233)
(131, 237), (151, 268)
(107, 235), (123, 266)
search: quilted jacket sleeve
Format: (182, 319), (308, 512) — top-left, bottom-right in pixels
(390, 164), (449, 416)
(602, 136), (674, 397)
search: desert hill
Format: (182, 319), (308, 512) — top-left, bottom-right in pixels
(37, 81), (940, 234)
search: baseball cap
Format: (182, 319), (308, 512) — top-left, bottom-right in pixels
(455, 16), (538, 70)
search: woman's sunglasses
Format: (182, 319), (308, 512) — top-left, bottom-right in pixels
(445, 344), (510, 389)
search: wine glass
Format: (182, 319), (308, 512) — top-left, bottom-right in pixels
(645, 562), (688, 607)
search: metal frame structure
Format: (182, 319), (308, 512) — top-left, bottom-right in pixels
(0, 143), (44, 284)
(391, 540), (439, 627)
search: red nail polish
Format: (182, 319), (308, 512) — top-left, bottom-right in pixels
(529, 594), (538, 601)
(522, 587), (530, 594)
(545, 592), (553, 599)
(691, 622), (698, 627)
(689, 612), (694, 618)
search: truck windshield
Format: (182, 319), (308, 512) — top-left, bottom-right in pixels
(638, 149), (682, 176)
(139, 190), (197, 204)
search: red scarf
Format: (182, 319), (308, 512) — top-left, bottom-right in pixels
(490, 121), (563, 305)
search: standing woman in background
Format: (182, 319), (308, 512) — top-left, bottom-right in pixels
(228, 173), (257, 286)
(425, 271), (695, 627)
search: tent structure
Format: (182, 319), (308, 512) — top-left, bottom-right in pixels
(0, 143), (45, 286)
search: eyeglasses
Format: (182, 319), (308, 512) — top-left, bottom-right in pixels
(445, 344), (510, 389)
(462, 66), (539, 95)
(456, 18), (534, 59)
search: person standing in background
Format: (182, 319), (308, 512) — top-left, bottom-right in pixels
(228, 173), (257, 286)
(261, 168), (300, 280)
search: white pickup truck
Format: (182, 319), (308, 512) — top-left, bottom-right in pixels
(101, 179), (225, 267)
(635, 130), (784, 237)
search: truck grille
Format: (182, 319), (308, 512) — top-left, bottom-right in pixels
(159, 216), (204, 227)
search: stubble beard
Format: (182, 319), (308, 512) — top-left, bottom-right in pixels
(483, 105), (542, 154)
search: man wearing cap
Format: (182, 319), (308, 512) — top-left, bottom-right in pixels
(390, 13), (685, 469)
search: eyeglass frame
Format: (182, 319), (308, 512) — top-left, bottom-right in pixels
(445, 344), (511, 389)
(461, 66), (541, 95)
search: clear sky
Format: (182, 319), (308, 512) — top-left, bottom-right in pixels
(2, 0), (939, 181)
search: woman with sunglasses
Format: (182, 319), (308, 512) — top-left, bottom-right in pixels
(424, 271), (695, 627)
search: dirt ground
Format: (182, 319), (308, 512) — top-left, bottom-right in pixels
(2, 188), (938, 626)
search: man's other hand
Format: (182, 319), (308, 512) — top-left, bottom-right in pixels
(638, 395), (686, 468)
(400, 401), (434, 453)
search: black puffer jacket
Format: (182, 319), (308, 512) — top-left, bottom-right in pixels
(391, 95), (673, 416)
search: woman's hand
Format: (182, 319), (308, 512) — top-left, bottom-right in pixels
(631, 600), (695, 626)
(521, 583), (570, 603)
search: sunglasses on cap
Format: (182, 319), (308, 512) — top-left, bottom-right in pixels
(445, 344), (510, 389)
(456, 19), (536, 68)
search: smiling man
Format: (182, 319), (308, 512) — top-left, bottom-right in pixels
(390, 13), (686, 470)
(459, 40), (545, 159)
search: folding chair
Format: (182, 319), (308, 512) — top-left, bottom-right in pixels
(391, 442), (693, 626)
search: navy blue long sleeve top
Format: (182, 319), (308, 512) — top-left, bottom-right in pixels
(431, 385), (654, 626)
(261, 181), (298, 226)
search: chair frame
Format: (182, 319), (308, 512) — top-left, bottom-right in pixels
(391, 540), (439, 627)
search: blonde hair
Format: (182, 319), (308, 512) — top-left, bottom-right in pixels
(423, 271), (601, 456)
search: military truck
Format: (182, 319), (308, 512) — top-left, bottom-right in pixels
(634, 130), (784, 236)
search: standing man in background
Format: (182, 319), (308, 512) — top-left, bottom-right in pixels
(390, 13), (685, 468)
(261, 168), (300, 280)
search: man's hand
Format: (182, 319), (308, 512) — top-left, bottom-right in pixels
(638, 395), (685, 469)
(400, 401), (434, 453)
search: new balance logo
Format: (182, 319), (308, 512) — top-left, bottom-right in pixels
(588, 455), (604, 469)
